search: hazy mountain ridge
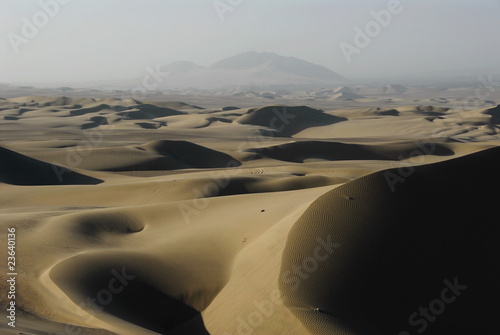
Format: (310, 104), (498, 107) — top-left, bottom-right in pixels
(157, 51), (346, 89)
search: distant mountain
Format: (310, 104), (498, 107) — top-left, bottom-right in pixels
(162, 61), (205, 75)
(157, 52), (346, 89)
(211, 51), (345, 82)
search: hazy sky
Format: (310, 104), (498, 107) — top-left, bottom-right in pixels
(1, 0), (500, 84)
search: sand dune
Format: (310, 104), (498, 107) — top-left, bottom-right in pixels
(279, 146), (500, 334)
(2, 140), (239, 172)
(137, 140), (239, 169)
(0, 95), (499, 335)
(0, 146), (102, 185)
(116, 105), (185, 119)
(249, 140), (454, 163)
(236, 105), (346, 136)
(49, 251), (211, 334)
(481, 104), (500, 124)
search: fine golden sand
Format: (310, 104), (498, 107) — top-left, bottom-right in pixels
(0, 95), (499, 334)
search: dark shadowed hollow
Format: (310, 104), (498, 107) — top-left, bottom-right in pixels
(49, 257), (210, 335)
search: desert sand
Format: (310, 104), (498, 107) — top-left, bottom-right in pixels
(0, 91), (499, 335)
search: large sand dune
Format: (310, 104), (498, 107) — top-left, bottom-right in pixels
(279, 146), (500, 334)
(0, 95), (499, 334)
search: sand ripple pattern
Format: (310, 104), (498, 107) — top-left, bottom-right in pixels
(279, 147), (500, 334)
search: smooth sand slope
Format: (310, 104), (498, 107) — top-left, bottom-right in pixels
(0, 95), (499, 334)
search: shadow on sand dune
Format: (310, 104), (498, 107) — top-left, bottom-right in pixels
(0, 146), (103, 186)
(280, 146), (500, 335)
